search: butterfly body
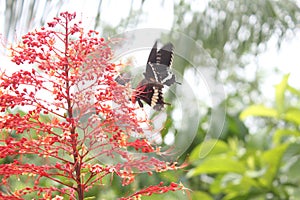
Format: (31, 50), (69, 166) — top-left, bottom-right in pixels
(131, 80), (168, 111)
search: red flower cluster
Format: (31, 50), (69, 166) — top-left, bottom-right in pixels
(0, 12), (185, 199)
(119, 182), (185, 200)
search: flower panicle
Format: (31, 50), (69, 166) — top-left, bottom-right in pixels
(0, 11), (185, 199)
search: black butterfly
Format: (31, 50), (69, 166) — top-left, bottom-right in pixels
(115, 41), (178, 110)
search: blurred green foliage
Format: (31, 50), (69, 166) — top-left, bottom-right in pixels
(188, 74), (300, 199)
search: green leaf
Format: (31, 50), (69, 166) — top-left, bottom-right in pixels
(273, 129), (300, 145)
(210, 174), (224, 194)
(84, 197), (96, 200)
(287, 85), (300, 98)
(187, 155), (246, 177)
(192, 191), (213, 200)
(210, 173), (260, 197)
(8, 107), (27, 116)
(160, 116), (172, 138)
(226, 115), (248, 140)
(265, 0), (276, 17)
(283, 144), (300, 183)
(222, 175), (260, 200)
(275, 74), (289, 114)
(39, 113), (51, 123)
(56, 175), (75, 186)
(260, 143), (289, 187)
(189, 139), (229, 163)
(240, 105), (278, 120)
(284, 107), (300, 125)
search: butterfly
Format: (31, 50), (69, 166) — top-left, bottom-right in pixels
(131, 41), (179, 110)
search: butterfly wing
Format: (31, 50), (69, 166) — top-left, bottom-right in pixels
(144, 42), (178, 86)
(157, 43), (174, 67)
(144, 41), (158, 82)
(147, 41), (158, 64)
(149, 63), (176, 86)
(144, 63), (159, 82)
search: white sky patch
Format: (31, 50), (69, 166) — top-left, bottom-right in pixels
(258, 30), (300, 100)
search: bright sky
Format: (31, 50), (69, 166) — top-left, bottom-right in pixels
(258, 30), (300, 99)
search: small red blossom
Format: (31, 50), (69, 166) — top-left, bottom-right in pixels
(126, 139), (155, 153)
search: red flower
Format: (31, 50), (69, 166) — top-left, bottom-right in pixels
(0, 11), (184, 199)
